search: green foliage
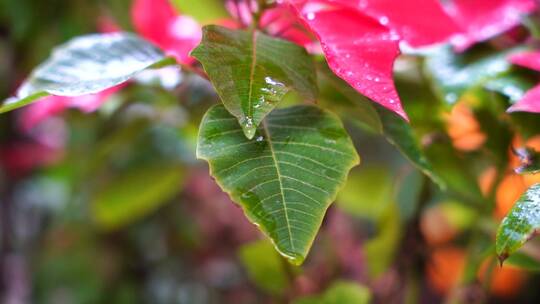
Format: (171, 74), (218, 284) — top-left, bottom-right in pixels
(0, 32), (170, 113)
(293, 281), (371, 304)
(497, 183), (540, 263)
(192, 25), (317, 139)
(197, 105), (359, 264)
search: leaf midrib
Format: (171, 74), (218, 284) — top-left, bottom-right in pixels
(247, 30), (259, 120)
(262, 119), (295, 252)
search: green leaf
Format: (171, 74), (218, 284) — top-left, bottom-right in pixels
(496, 183), (540, 263)
(293, 281), (371, 304)
(1, 32), (171, 113)
(424, 45), (514, 104)
(378, 109), (446, 189)
(92, 164), (184, 230)
(197, 105), (359, 264)
(505, 252), (540, 271)
(238, 239), (290, 295)
(484, 74), (536, 103)
(191, 25), (317, 139)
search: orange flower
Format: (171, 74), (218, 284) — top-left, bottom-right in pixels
(446, 102), (486, 151)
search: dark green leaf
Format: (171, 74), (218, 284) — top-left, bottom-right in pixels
(496, 183), (540, 263)
(191, 25), (317, 139)
(505, 252), (540, 271)
(197, 105), (359, 264)
(1, 32), (171, 113)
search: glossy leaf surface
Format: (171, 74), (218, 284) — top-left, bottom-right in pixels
(192, 25), (317, 139)
(1, 32), (169, 114)
(496, 183), (540, 262)
(197, 105), (359, 264)
(289, 2), (405, 119)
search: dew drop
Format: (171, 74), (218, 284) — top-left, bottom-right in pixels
(306, 12), (316, 21)
(256, 136), (264, 142)
(379, 16), (389, 25)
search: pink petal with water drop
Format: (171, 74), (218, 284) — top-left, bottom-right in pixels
(508, 83), (540, 113)
(289, 1), (407, 119)
(445, 0), (537, 51)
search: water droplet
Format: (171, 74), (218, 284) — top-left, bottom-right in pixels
(256, 136), (264, 142)
(379, 16), (389, 25)
(306, 12), (316, 21)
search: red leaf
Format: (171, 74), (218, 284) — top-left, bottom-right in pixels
(444, 0), (537, 51)
(131, 0), (202, 64)
(333, 0), (460, 47)
(290, 1), (406, 119)
(509, 51), (540, 72)
(508, 83), (540, 113)
(261, 5), (314, 48)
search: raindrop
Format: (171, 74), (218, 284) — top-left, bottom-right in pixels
(306, 12), (316, 21)
(379, 16), (389, 25)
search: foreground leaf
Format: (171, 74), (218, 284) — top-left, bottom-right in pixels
(197, 105), (359, 264)
(92, 164), (184, 230)
(191, 25), (317, 139)
(1, 32), (170, 114)
(496, 183), (540, 263)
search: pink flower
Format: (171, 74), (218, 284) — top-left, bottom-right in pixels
(507, 51), (540, 113)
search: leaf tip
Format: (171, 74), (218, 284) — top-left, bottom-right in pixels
(498, 252), (509, 267)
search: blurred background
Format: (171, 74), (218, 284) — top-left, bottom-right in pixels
(2, 0), (540, 303)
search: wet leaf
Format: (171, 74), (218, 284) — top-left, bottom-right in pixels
(197, 105), (359, 264)
(424, 45), (514, 105)
(92, 164), (184, 230)
(293, 281), (371, 304)
(1, 32), (170, 114)
(191, 25), (317, 139)
(496, 183), (540, 263)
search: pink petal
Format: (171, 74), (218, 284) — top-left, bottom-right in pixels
(445, 0), (537, 51)
(509, 51), (540, 72)
(261, 5), (314, 47)
(131, 0), (202, 64)
(508, 83), (540, 113)
(345, 0), (460, 47)
(290, 1), (407, 119)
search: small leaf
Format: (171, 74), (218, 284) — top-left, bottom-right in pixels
(505, 252), (540, 271)
(293, 281), (371, 304)
(1, 32), (170, 114)
(424, 45), (514, 104)
(496, 183), (540, 263)
(191, 25), (317, 139)
(378, 109), (446, 189)
(238, 239), (290, 295)
(92, 164), (184, 230)
(197, 105), (359, 264)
